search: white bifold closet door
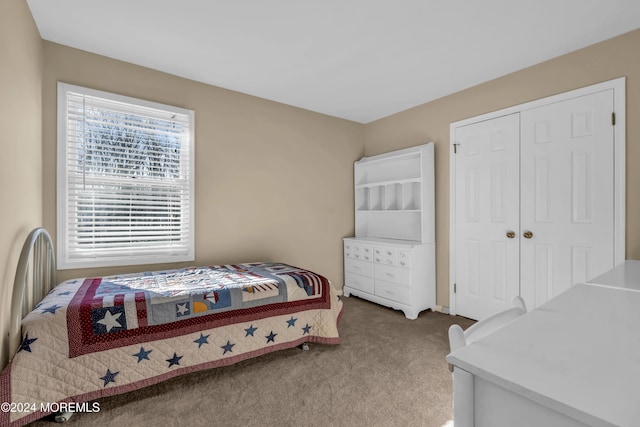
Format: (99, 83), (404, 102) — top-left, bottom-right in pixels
(454, 113), (521, 321)
(454, 89), (615, 320)
(519, 90), (614, 309)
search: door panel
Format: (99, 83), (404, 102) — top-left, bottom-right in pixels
(519, 90), (615, 309)
(454, 113), (520, 320)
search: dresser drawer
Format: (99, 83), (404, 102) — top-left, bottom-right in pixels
(375, 279), (411, 305)
(345, 272), (374, 294)
(345, 257), (374, 277)
(373, 247), (412, 267)
(345, 241), (373, 261)
(375, 264), (411, 286)
(397, 250), (411, 268)
(374, 246), (399, 265)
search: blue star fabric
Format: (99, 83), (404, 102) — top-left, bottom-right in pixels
(286, 316), (297, 328)
(100, 369), (119, 387)
(133, 347), (152, 363)
(244, 324), (258, 337)
(18, 333), (37, 353)
(166, 352), (183, 368)
(302, 324), (312, 335)
(41, 304), (62, 315)
(221, 340), (235, 355)
(194, 333), (210, 348)
(266, 331), (277, 343)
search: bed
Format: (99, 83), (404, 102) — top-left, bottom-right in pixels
(0, 228), (343, 426)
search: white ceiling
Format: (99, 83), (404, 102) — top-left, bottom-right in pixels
(27, 0), (640, 124)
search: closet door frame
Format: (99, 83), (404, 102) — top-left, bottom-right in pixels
(449, 77), (626, 316)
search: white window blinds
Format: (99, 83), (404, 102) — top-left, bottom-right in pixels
(57, 83), (195, 269)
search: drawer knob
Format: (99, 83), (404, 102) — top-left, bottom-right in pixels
(386, 272), (395, 278)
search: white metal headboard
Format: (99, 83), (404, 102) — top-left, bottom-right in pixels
(8, 228), (56, 360)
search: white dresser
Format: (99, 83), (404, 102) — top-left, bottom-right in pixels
(343, 237), (434, 319)
(344, 143), (436, 319)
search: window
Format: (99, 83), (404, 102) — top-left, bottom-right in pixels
(57, 82), (194, 269)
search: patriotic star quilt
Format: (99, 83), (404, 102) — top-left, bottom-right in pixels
(0, 263), (343, 426)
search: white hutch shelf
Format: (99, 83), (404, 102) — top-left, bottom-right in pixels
(344, 143), (436, 319)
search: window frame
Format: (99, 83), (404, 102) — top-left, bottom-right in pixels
(56, 82), (195, 270)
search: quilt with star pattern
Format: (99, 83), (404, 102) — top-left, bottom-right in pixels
(0, 263), (343, 426)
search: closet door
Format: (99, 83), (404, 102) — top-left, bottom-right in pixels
(454, 113), (520, 320)
(519, 90), (615, 309)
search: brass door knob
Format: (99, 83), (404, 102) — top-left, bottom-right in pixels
(506, 230), (516, 239)
(523, 231), (533, 239)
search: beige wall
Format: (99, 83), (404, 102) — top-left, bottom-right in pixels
(42, 43), (365, 288)
(364, 28), (640, 308)
(0, 0), (43, 366)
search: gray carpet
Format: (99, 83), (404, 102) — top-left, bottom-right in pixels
(31, 296), (474, 427)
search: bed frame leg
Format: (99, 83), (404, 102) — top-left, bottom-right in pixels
(54, 411), (74, 423)
(300, 342), (309, 351)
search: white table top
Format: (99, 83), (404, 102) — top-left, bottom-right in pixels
(446, 283), (640, 427)
(589, 260), (640, 291)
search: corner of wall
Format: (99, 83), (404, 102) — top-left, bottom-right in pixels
(0, 0), (44, 368)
